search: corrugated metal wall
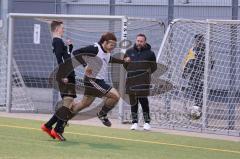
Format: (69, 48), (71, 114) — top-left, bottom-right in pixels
(10, 0), (58, 14)
(9, 0), (240, 21)
(63, 0), (238, 23)
(0, 1), (2, 19)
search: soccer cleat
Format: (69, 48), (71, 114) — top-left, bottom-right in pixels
(51, 129), (66, 141)
(130, 123), (139, 130)
(97, 113), (112, 127)
(41, 124), (55, 139)
(143, 123), (151, 131)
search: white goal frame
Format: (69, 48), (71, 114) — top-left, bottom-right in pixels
(157, 18), (240, 136)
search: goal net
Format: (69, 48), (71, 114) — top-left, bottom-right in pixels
(3, 13), (240, 136)
(156, 19), (240, 136)
(0, 29), (34, 111)
(5, 13), (164, 117)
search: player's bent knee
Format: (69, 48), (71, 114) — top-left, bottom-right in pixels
(113, 93), (120, 102)
(107, 90), (120, 101)
(107, 94), (119, 102)
(55, 106), (75, 121)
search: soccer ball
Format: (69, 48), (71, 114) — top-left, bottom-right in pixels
(190, 106), (202, 120)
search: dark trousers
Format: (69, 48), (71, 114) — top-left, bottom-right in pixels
(129, 95), (150, 124)
(190, 81), (203, 108)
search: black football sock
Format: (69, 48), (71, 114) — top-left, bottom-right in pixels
(45, 114), (58, 128)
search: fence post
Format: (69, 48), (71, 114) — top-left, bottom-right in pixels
(168, 0), (174, 24)
(232, 0), (238, 20)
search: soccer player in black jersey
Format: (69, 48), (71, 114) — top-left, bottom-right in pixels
(41, 21), (76, 141)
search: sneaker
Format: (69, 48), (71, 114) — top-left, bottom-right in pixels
(130, 123), (139, 130)
(51, 129), (66, 141)
(97, 113), (112, 127)
(41, 124), (55, 139)
(143, 123), (151, 131)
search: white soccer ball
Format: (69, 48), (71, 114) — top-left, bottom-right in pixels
(190, 106), (202, 120)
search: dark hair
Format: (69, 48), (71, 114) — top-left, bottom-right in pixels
(137, 33), (147, 41)
(98, 32), (117, 44)
(194, 34), (204, 41)
(51, 20), (63, 32)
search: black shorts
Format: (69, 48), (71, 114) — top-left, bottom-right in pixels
(84, 76), (112, 97)
(58, 75), (77, 98)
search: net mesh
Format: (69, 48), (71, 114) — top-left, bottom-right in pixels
(156, 19), (240, 135)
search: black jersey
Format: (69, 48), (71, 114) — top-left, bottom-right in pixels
(72, 42), (125, 79)
(52, 37), (75, 78)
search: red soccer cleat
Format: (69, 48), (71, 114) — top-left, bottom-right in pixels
(97, 113), (112, 127)
(51, 129), (66, 141)
(41, 124), (55, 139)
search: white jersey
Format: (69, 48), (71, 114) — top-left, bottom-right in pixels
(84, 43), (110, 80)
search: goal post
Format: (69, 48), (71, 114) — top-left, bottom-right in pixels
(0, 30), (7, 108)
(6, 15), (13, 112)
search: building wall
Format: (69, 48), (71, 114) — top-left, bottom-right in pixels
(8, 0), (240, 79)
(11, 0), (57, 13)
(9, 0), (240, 21)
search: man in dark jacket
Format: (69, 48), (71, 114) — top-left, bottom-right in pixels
(124, 34), (157, 130)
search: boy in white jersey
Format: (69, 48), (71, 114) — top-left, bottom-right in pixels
(72, 32), (130, 127)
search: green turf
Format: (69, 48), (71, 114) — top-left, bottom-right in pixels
(0, 117), (239, 159)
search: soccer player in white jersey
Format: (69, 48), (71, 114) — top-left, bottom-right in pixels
(72, 32), (130, 127)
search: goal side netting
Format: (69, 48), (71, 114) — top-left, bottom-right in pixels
(156, 19), (240, 136)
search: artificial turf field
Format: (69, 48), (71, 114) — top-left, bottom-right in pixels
(0, 117), (239, 159)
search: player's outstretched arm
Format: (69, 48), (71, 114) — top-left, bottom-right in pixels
(109, 56), (130, 64)
(72, 45), (98, 67)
